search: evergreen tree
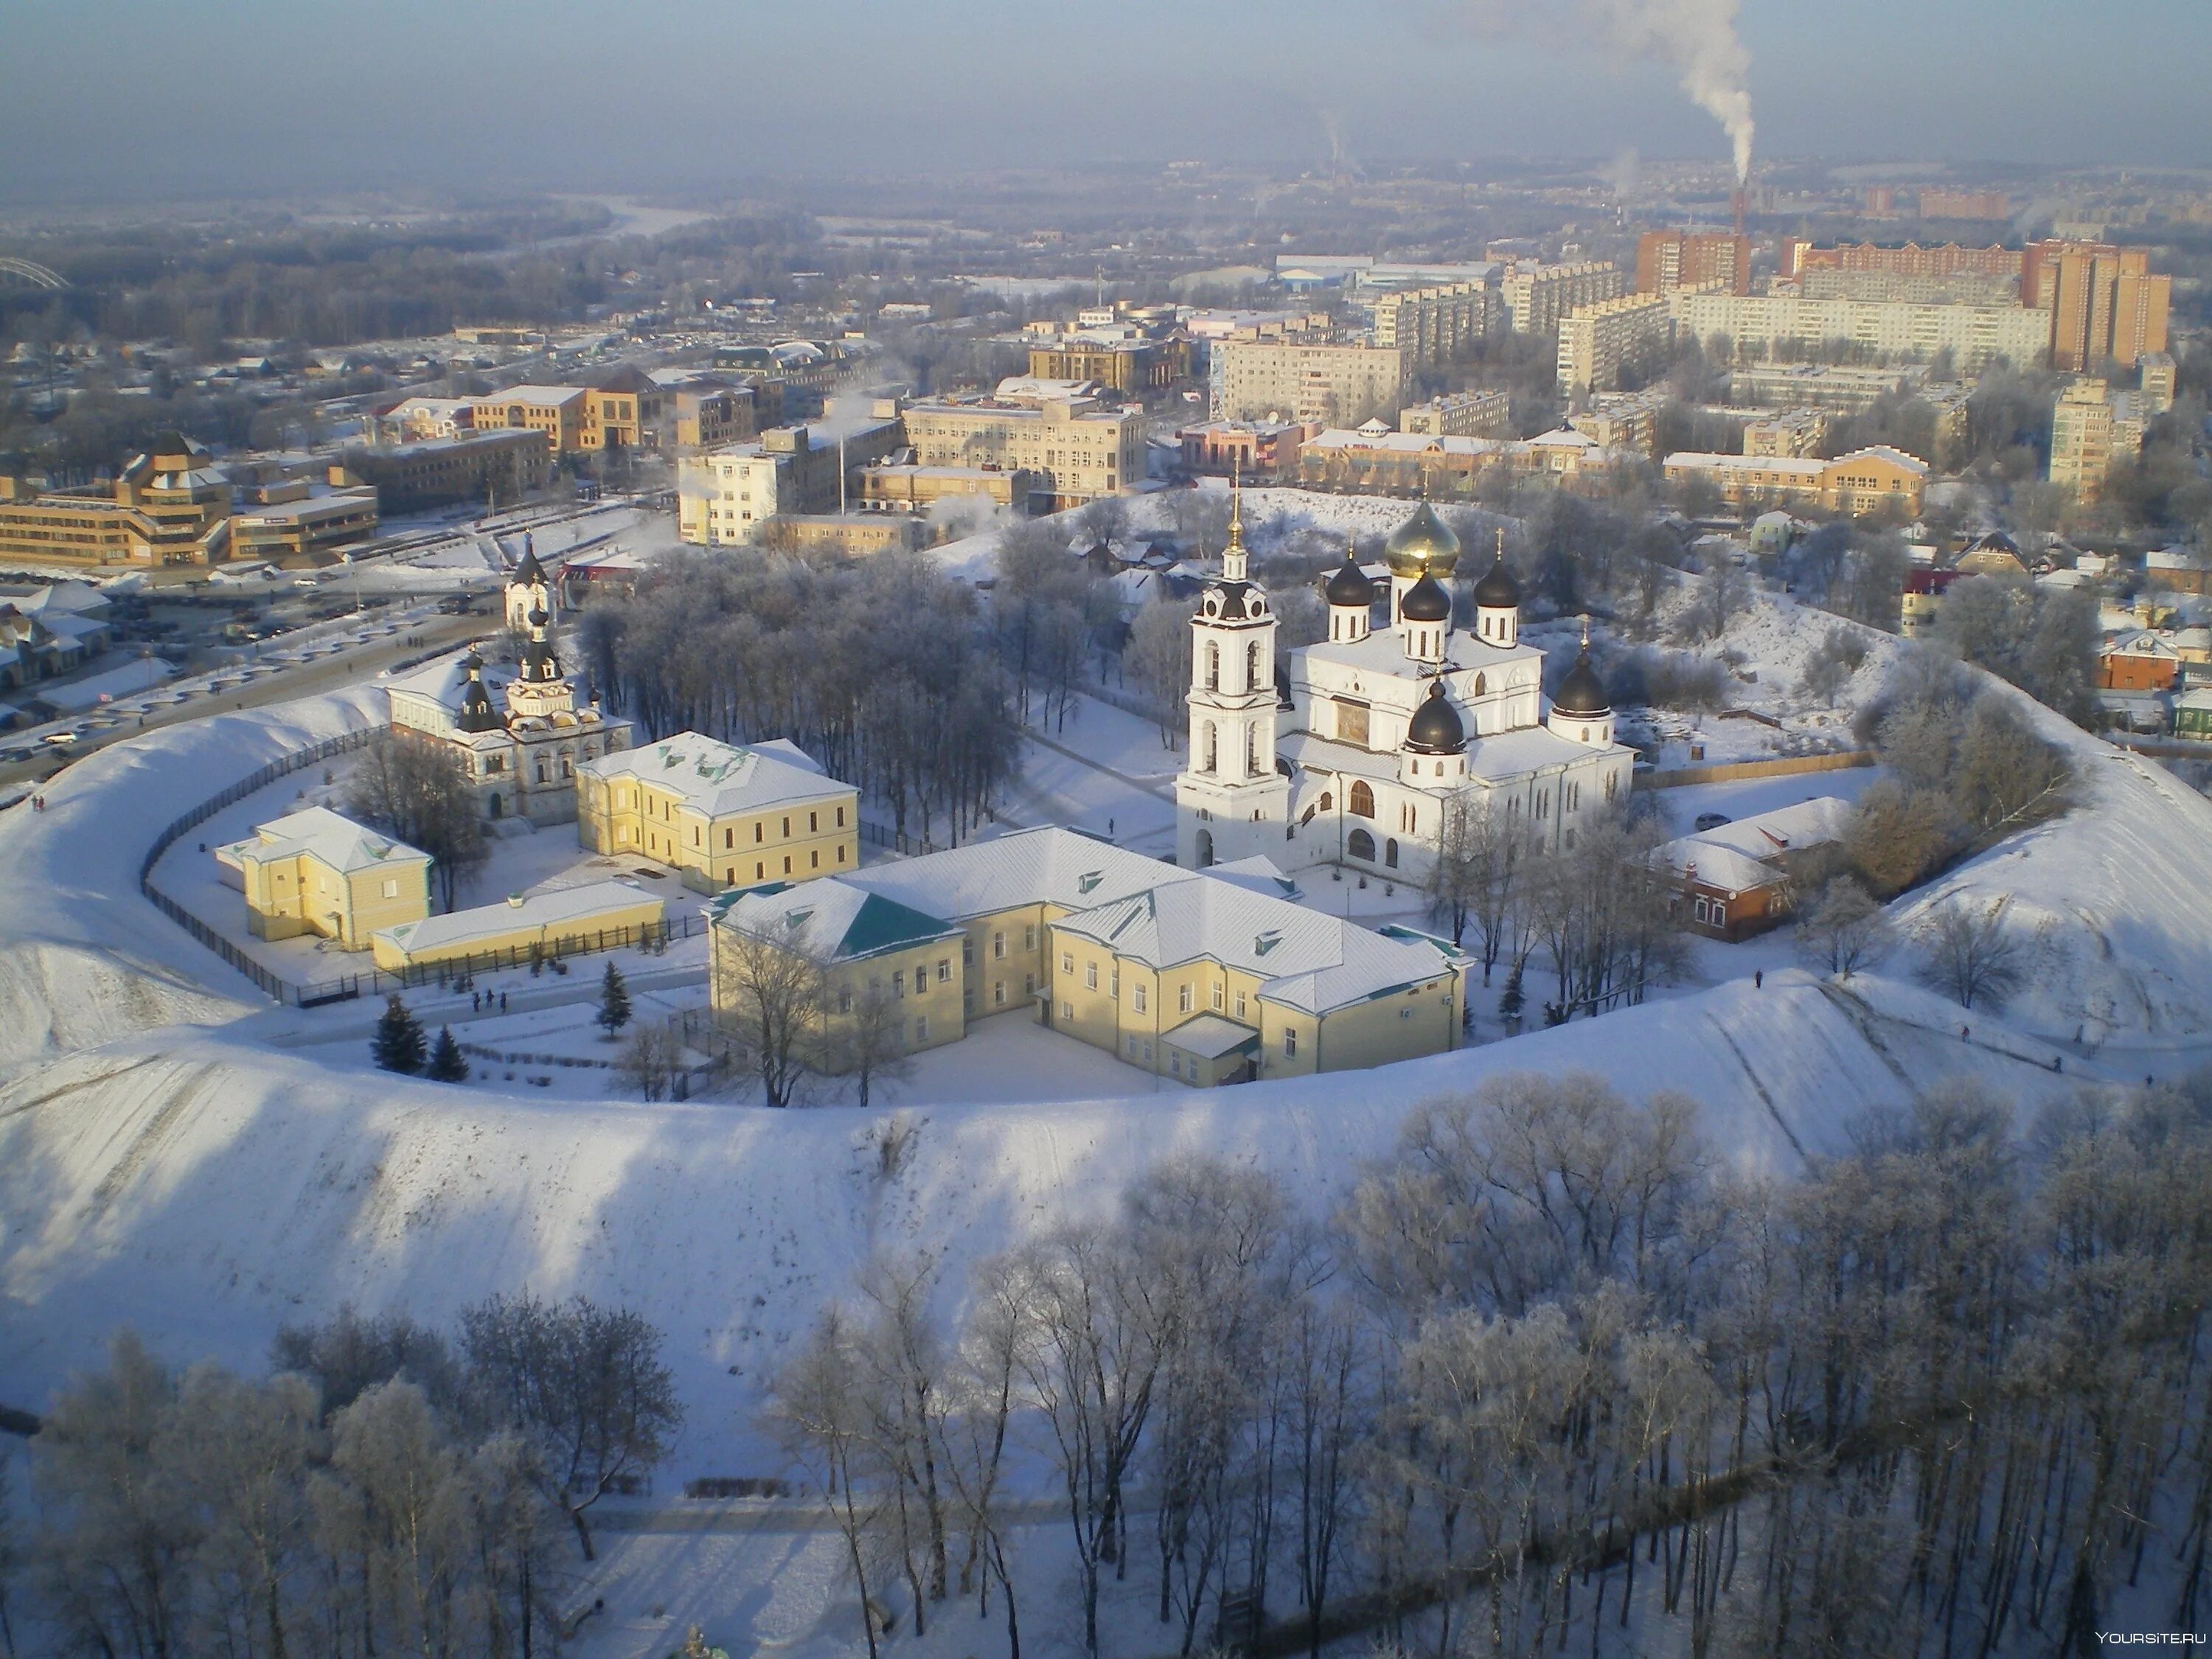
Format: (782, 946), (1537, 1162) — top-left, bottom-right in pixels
(597, 961), (633, 1036)
(1498, 964), (1526, 1025)
(371, 995), (427, 1074)
(425, 1025), (468, 1083)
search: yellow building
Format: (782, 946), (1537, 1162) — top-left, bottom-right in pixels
(371, 879), (664, 972)
(0, 434), (234, 568)
(858, 462), (1047, 515)
(1742, 408), (1832, 459)
(344, 429), (550, 514)
(1371, 282), (1493, 367)
(577, 364), (667, 451)
(577, 731), (859, 894)
(2049, 378), (2146, 503)
(229, 488), (380, 566)
(758, 513), (928, 557)
(902, 394), (1144, 509)
(1663, 445), (1929, 517)
(708, 827), (1467, 1088)
(215, 807), (431, 950)
(468, 386), (590, 454)
(1399, 390), (1512, 439)
(1211, 340), (1411, 427)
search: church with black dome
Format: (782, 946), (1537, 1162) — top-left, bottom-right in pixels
(1175, 496), (1633, 880)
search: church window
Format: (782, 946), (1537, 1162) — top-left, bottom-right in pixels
(1474, 672), (1486, 695)
(1580, 727), (1589, 743)
(1246, 725), (1257, 772)
(536, 762), (548, 782)
(1319, 791), (1333, 812)
(1605, 771), (1618, 802)
(1205, 641), (1220, 690)
(1349, 782), (1375, 818)
(1246, 641), (1260, 689)
(1348, 827), (1377, 861)
(1203, 723), (1217, 772)
(810, 850), (819, 869)
(1385, 838), (1399, 868)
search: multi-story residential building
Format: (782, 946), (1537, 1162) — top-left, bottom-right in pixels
(468, 386), (590, 454)
(1567, 387), (1673, 459)
(1669, 290), (2052, 371)
(578, 730), (858, 895)
(0, 434), (234, 567)
(1635, 231), (1750, 295)
(215, 807), (431, 952)
(1727, 363), (1926, 413)
(342, 429), (549, 514)
(2139, 352), (2177, 414)
(1369, 282), (1495, 366)
(2025, 241), (2171, 370)
(1782, 240), (2023, 282)
(1500, 262), (1626, 336)
(1211, 339), (1410, 427)
(1742, 408), (1832, 459)
(1795, 268), (2020, 305)
(1398, 390), (1512, 439)
(1557, 292), (1678, 394)
(2049, 378), (2147, 502)
(1662, 445), (1930, 517)
(1919, 189), (2011, 220)
(1295, 427), (1619, 496)
(902, 394), (1143, 509)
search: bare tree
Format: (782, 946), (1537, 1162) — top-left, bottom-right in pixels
(1686, 549), (1751, 644)
(710, 917), (830, 1108)
(1793, 877), (1896, 979)
(771, 1308), (888, 1659)
(344, 732), (488, 911)
(616, 1020), (683, 1102)
(1425, 795), (1519, 977)
(1123, 597), (1199, 748)
(822, 984), (915, 1110)
(1915, 894), (2029, 1011)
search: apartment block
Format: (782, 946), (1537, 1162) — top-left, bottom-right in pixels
(1783, 240), (2023, 282)
(902, 394), (1143, 509)
(1500, 262), (1626, 336)
(1742, 408), (1833, 459)
(1663, 445), (1930, 517)
(1635, 231), (1750, 295)
(2026, 241), (2171, 370)
(1369, 282), (1494, 366)
(1919, 189), (2011, 220)
(1210, 339), (1411, 427)
(1398, 389), (1513, 439)
(1557, 292), (1677, 394)
(2049, 378), (2146, 503)
(1669, 290), (2052, 372)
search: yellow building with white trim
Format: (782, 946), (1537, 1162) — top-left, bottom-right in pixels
(371, 880), (664, 971)
(215, 807), (431, 950)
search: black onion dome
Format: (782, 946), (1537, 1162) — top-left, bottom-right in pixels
(1553, 648), (1611, 716)
(1383, 501), (1461, 578)
(1324, 552), (1374, 607)
(1404, 681), (1467, 754)
(1212, 581), (1252, 621)
(456, 672), (501, 734)
(1472, 553), (1522, 611)
(1399, 570), (1452, 623)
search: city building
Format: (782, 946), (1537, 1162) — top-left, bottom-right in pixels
(575, 364), (667, 451)
(2050, 378), (2147, 502)
(1500, 262), (1626, 336)
(1792, 268), (2020, 305)
(1370, 282), (1495, 366)
(1210, 338), (1411, 426)
(1655, 797), (1852, 942)
(1026, 335), (1186, 394)
(1662, 446), (1929, 516)
(1901, 568), (1962, 638)
(2146, 546), (2212, 597)
(678, 403), (909, 545)
(1175, 420), (1307, 479)
(858, 462), (1048, 515)
(1567, 388), (1673, 459)
(1727, 363), (1927, 413)
(0, 434), (234, 568)
(664, 381), (758, 451)
(1919, 189), (2012, 221)
(577, 731), (858, 894)
(1784, 240), (2022, 282)
(1742, 408), (1832, 459)
(2139, 353), (2177, 415)
(2175, 687), (2212, 742)
(467, 386), (590, 454)
(1668, 290), (2052, 371)
(902, 393), (1142, 509)
(362, 396), (477, 445)
(1557, 292), (1677, 394)
(214, 806), (431, 951)
(706, 824), (1469, 1086)
(1399, 390), (1513, 439)
(341, 429), (549, 514)
(228, 485), (380, 566)
(371, 880), (666, 973)
(1175, 495), (1633, 885)
(385, 557), (633, 825)
(2098, 630), (2183, 692)
(759, 513), (928, 558)
(2026, 242), (2171, 370)
(1293, 428), (1619, 497)
(1635, 231), (1750, 295)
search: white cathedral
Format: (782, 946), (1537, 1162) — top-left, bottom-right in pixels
(1174, 496), (1633, 881)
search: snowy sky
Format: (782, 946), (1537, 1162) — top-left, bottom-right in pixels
(1, 0), (2206, 201)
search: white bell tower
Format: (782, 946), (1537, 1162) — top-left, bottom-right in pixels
(1175, 478), (1289, 869)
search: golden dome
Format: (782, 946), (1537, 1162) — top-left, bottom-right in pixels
(1382, 501), (1461, 579)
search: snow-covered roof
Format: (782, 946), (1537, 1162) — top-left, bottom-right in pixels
(374, 880), (660, 956)
(473, 384), (585, 408)
(1834, 445), (1930, 476)
(218, 807), (429, 876)
(712, 877), (961, 965)
(1297, 625), (1540, 680)
(580, 731), (844, 818)
(1666, 452), (1826, 478)
(810, 826), (1171, 927)
(1655, 797), (1852, 897)
(2148, 546), (2211, 574)
(1161, 1013), (1263, 1060)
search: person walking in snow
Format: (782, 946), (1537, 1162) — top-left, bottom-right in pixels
(1754, 970), (1763, 989)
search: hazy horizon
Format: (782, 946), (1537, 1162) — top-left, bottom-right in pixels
(2, 0), (2208, 206)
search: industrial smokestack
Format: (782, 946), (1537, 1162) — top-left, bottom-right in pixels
(1733, 187), (1747, 237)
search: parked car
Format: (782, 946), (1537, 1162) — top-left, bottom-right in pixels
(1694, 813), (1732, 832)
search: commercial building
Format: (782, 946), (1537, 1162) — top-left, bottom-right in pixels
(1662, 445), (1929, 517)
(1795, 268), (2020, 305)
(1635, 231), (1750, 295)
(578, 730), (858, 895)
(371, 880), (666, 973)
(1295, 427), (1618, 496)
(1500, 262), (1626, 336)
(678, 403), (909, 545)
(1399, 390), (1512, 439)
(759, 513), (928, 558)
(2026, 242), (2171, 370)
(706, 824), (1469, 1087)
(1210, 338), (1411, 427)
(574, 364), (667, 451)
(1175, 420), (1307, 479)
(2049, 379), (2147, 502)
(1025, 336), (1186, 394)
(362, 397), (476, 445)
(467, 386), (589, 454)
(0, 434), (233, 568)
(215, 807), (431, 951)
(1369, 282), (1495, 366)
(858, 462), (1047, 515)
(1557, 292), (1677, 394)
(343, 429), (549, 514)
(902, 393), (1143, 509)
(1668, 290), (2052, 371)
(229, 487), (380, 566)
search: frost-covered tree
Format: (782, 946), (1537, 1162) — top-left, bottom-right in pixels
(1793, 877), (1896, 978)
(1916, 894), (2029, 1010)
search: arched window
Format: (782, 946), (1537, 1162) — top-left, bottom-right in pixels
(1347, 827), (1377, 862)
(1474, 672), (1486, 695)
(1203, 721), (1217, 772)
(1319, 790), (1333, 812)
(1385, 838), (1399, 868)
(1349, 781), (1375, 818)
(1194, 828), (1214, 868)
(1245, 723), (1257, 772)
(1246, 640), (1261, 689)
(1205, 641), (1220, 690)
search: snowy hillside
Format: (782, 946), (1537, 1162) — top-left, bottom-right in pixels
(0, 970), (2084, 1472)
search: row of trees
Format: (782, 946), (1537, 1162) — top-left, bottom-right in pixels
(577, 553), (1021, 850)
(3, 1298), (679, 1658)
(772, 1066), (2212, 1659)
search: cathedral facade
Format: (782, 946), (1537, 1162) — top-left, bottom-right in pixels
(1175, 498), (1632, 882)
(386, 552), (633, 826)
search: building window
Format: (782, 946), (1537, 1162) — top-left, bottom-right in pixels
(1060, 1001), (1073, 1022)
(964, 937), (975, 965)
(810, 850), (819, 869)
(755, 860), (765, 880)
(1133, 984), (1147, 1014)
(937, 959), (952, 983)
(755, 824), (765, 843)
(783, 856), (792, 874)
(992, 931), (1006, 960)
(1283, 1027), (1298, 1058)
(1385, 838), (1399, 868)
(1212, 982), (1225, 1012)
(838, 987), (853, 1014)
(782, 816), (791, 838)
(809, 811), (818, 832)
(724, 827), (734, 849)
(1023, 924), (1037, 951)
(1348, 827), (1377, 862)
(836, 805), (846, 827)
(993, 981), (1006, 1006)
(914, 1016), (928, 1043)
(1062, 951), (1074, 975)
(838, 845), (847, 863)
(1179, 984), (1192, 1014)
(381, 880), (399, 899)
(1085, 961), (1099, 990)
(1349, 781), (1375, 818)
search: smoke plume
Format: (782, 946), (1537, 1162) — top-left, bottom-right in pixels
(1463, 0), (1756, 181)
